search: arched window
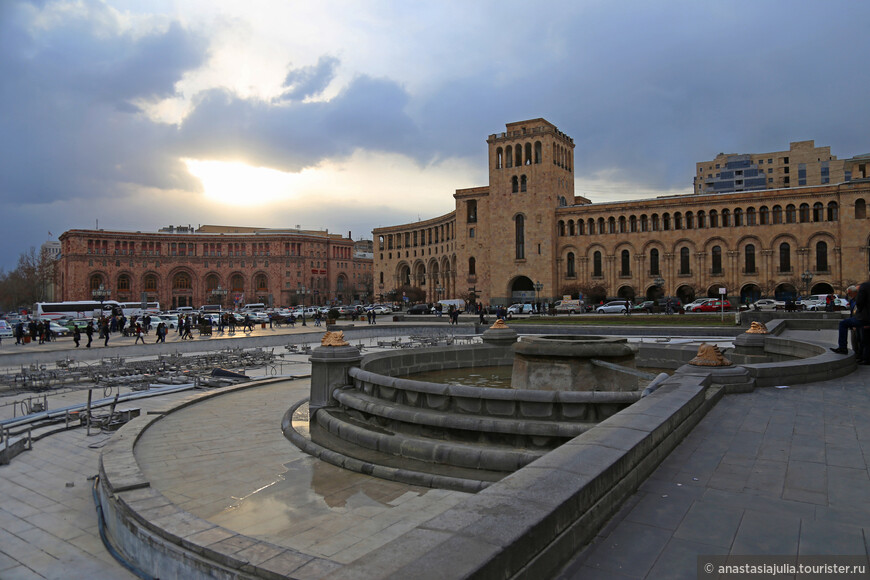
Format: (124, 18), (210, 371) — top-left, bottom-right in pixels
(674, 212), (682, 230)
(651, 214), (660, 231)
(568, 220), (575, 236)
(640, 215), (648, 232)
(650, 248), (660, 276)
(685, 212), (694, 229)
(514, 144), (522, 167)
(746, 207), (756, 226)
(567, 253), (576, 277)
(534, 141), (542, 164)
(772, 205), (783, 224)
(505, 147), (512, 168)
(630, 215), (637, 232)
(230, 274), (244, 292)
(621, 250), (630, 276)
(173, 272), (192, 290)
(827, 201), (839, 221)
(495, 148), (503, 169)
(205, 274), (219, 292)
(598, 218), (605, 234)
(593, 251), (602, 277)
(144, 274), (157, 292)
(813, 202), (824, 222)
(89, 274), (104, 291)
(255, 274), (268, 291)
(520, 175), (527, 192)
(733, 208), (742, 227)
(856, 199), (866, 219)
(117, 274), (131, 292)
(779, 243), (791, 272)
(799, 203), (810, 223)
(558, 220), (565, 236)
(663, 213), (671, 230)
(697, 211), (706, 228)
(721, 209), (731, 227)
(379, 272), (384, 284)
(515, 215), (525, 260)
(745, 244), (756, 274)
(816, 241), (828, 271)
(468, 257), (476, 276)
(578, 220), (585, 235)
(588, 219), (595, 235)
(524, 143), (532, 165)
(786, 204), (796, 223)
(619, 216), (627, 233)
(712, 246), (722, 274)
(608, 217), (616, 234)
(511, 176), (519, 193)
(680, 247), (690, 275)
(759, 206), (769, 225)
(709, 210), (719, 227)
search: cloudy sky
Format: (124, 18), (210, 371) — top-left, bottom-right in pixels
(2, 0), (869, 271)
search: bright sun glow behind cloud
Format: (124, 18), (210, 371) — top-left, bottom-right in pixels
(184, 158), (307, 205)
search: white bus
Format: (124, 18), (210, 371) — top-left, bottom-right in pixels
(240, 303), (266, 312)
(34, 300), (120, 321)
(117, 301), (161, 318)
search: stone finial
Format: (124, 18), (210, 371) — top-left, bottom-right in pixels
(489, 319), (509, 330)
(321, 331), (349, 347)
(745, 321), (769, 334)
(689, 343), (732, 367)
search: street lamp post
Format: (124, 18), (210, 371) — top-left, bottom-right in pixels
(534, 281), (543, 313)
(298, 285), (308, 326)
(211, 285), (228, 309)
(92, 284), (110, 318)
(801, 270), (813, 298)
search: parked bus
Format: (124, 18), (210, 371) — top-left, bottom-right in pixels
(240, 303), (266, 312)
(117, 301), (161, 317)
(34, 300), (120, 321)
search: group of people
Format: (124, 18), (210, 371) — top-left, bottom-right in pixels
(13, 319), (56, 345)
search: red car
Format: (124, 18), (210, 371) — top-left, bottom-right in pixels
(695, 299), (731, 312)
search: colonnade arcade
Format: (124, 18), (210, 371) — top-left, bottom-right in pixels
(389, 256), (457, 303)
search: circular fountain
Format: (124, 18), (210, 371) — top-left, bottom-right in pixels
(512, 335), (638, 391)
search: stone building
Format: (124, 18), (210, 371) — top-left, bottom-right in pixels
(373, 118), (870, 307)
(694, 140), (868, 194)
(58, 225), (373, 309)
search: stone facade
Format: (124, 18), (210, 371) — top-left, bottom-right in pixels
(374, 118), (870, 306)
(58, 225), (373, 309)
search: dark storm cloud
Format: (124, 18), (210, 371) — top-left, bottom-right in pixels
(0, 1), (208, 206)
(279, 56), (340, 101)
(176, 74), (422, 170)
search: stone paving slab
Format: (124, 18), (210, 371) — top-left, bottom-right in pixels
(558, 360), (870, 579)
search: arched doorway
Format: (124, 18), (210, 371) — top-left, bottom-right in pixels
(510, 276), (535, 303)
(810, 282), (834, 295)
(775, 283), (797, 301)
(676, 285), (695, 305)
(617, 286), (636, 302)
(740, 284), (761, 306)
(645, 284), (664, 301)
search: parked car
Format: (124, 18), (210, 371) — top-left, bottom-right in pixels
(0, 320), (13, 338)
(684, 298), (713, 312)
(507, 303), (534, 315)
(595, 300), (630, 314)
(748, 299), (782, 311)
(632, 300), (656, 313)
(695, 299), (732, 312)
(553, 299), (584, 314)
(49, 322), (70, 337)
(370, 305), (392, 315)
(407, 304), (431, 314)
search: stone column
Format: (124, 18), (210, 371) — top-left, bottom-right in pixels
(309, 343), (363, 414)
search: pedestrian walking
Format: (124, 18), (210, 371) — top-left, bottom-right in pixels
(73, 325), (81, 347)
(134, 323), (145, 344)
(102, 319), (110, 346)
(85, 322), (93, 348)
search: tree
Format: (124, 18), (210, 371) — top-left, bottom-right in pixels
(0, 247), (56, 312)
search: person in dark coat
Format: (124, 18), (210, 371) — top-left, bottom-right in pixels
(85, 321), (94, 348)
(73, 325), (81, 347)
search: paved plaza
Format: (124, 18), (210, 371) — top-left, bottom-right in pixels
(2, 325), (869, 578)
